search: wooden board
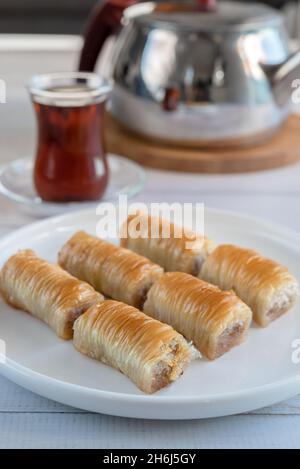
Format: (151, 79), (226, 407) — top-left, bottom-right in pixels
(105, 113), (300, 173)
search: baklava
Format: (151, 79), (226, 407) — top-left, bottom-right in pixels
(200, 244), (299, 327)
(144, 272), (252, 360)
(58, 231), (163, 308)
(0, 249), (103, 339)
(73, 300), (192, 393)
(121, 213), (214, 276)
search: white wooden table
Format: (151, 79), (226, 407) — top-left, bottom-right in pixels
(1, 35), (300, 449)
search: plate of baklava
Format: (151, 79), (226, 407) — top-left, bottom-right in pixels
(0, 207), (299, 419)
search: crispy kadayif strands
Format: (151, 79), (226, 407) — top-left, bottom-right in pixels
(0, 249), (104, 339)
(58, 231), (164, 309)
(144, 272), (252, 360)
(200, 244), (299, 327)
(73, 300), (192, 394)
(120, 213), (214, 276)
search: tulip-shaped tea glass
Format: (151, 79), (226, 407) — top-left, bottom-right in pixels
(29, 72), (111, 202)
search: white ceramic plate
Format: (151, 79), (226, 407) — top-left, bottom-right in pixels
(1, 207), (300, 420)
(0, 155), (145, 217)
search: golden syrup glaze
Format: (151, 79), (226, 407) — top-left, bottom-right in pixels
(73, 300), (191, 393)
(0, 249), (103, 339)
(58, 231), (163, 307)
(121, 213), (214, 274)
(201, 244), (299, 320)
(143, 272), (252, 355)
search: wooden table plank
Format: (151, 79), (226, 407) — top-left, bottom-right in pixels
(1, 413), (300, 448)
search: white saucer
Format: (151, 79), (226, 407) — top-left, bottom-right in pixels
(0, 207), (300, 419)
(0, 154), (145, 217)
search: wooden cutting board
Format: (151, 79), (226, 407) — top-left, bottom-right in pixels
(105, 113), (300, 173)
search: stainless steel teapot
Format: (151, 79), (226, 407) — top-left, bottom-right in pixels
(79, 0), (300, 146)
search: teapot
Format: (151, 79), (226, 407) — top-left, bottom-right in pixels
(79, 0), (300, 146)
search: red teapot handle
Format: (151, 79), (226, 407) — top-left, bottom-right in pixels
(78, 0), (217, 72)
(79, 0), (138, 72)
(197, 0), (217, 10)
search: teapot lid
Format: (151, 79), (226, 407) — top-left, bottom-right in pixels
(124, 1), (282, 32)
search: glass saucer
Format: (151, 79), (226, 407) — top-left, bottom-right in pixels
(0, 154), (146, 217)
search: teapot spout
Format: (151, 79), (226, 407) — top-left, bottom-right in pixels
(262, 50), (300, 107)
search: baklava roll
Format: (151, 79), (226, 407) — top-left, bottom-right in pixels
(58, 231), (163, 309)
(200, 244), (299, 327)
(0, 250), (103, 339)
(120, 213), (214, 276)
(143, 272), (252, 360)
(73, 300), (192, 394)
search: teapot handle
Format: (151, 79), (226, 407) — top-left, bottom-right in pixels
(79, 0), (138, 72)
(78, 0), (217, 72)
(197, 0), (217, 10)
